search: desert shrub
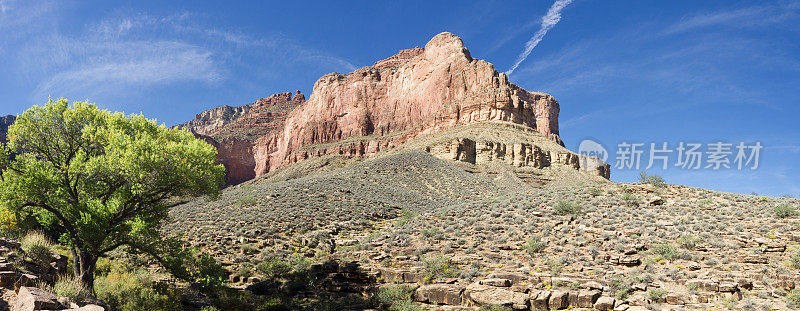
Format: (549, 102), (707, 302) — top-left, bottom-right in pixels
(421, 255), (456, 282)
(677, 235), (699, 250)
(522, 236), (546, 255)
(238, 196), (258, 207)
(478, 305), (512, 311)
(378, 285), (414, 306)
(774, 204), (798, 218)
(389, 300), (420, 311)
(787, 290), (800, 309)
(554, 201), (581, 215)
(648, 288), (667, 303)
(95, 268), (182, 311)
(22, 231), (54, 268)
(588, 188), (602, 197)
(53, 274), (90, 302)
(639, 172), (666, 187)
(256, 258), (292, 279)
(395, 208), (417, 226)
(791, 251), (800, 270)
(652, 243), (680, 261)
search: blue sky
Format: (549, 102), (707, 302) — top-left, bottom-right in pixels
(0, 0), (798, 196)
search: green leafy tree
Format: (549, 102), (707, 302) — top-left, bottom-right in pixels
(0, 99), (225, 291)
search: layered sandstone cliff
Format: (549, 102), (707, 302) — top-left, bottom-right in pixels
(182, 32), (608, 184)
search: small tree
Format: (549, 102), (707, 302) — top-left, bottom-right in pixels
(0, 99), (225, 291)
(638, 171), (666, 187)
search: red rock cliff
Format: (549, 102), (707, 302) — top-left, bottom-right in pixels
(254, 32), (562, 176)
(182, 32), (563, 183)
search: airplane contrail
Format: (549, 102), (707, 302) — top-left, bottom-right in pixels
(505, 0), (575, 76)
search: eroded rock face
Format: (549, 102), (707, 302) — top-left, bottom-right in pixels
(178, 92), (303, 184)
(259, 32), (562, 177)
(0, 115), (15, 144)
(182, 32), (580, 183)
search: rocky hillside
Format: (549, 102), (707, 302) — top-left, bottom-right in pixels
(180, 32), (600, 185)
(0, 115), (15, 144)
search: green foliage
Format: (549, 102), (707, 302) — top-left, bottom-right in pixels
(677, 235), (700, 250)
(257, 257), (292, 279)
(788, 290), (800, 308)
(652, 243), (680, 261)
(238, 196), (258, 207)
(395, 208), (417, 226)
(53, 275), (90, 302)
(22, 231), (54, 269)
(522, 236), (546, 255)
(421, 255), (457, 282)
(553, 201), (582, 215)
(774, 204), (798, 218)
(639, 172), (666, 187)
(588, 188), (603, 197)
(95, 267), (182, 311)
(791, 250), (800, 270)
(378, 285), (414, 306)
(648, 288), (667, 303)
(0, 99), (225, 289)
(157, 238), (227, 289)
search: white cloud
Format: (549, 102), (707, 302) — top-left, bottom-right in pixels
(505, 0), (574, 75)
(663, 2), (800, 35)
(4, 7), (357, 103)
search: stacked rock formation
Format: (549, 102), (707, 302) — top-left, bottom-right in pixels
(181, 32), (609, 184)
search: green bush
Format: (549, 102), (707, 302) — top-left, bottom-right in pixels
(421, 255), (457, 282)
(648, 288), (667, 303)
(522, 236), (546, 255)
(553, 201), (581, 215)
(53, 275), (90, 302)
(677, 235), (699, 250)
(478, 305), (512, 311)
(378, 285), (414, 305)
(791, 251), (800, 270)
(22, 231), (54, 269)
(256, 258), (292, 279)
(238, 196), (258, 207)
(787, 290), (800, 309)
(774, 204), (798, 218)
(95, 268), (182, 311)
(652, 243), (680, 261)
(639, 172), (666, 187)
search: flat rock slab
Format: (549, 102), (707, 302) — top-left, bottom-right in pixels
(13, 286), (63, 311)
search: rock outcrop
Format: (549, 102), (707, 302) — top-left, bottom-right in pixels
(181, 32), (608, 184)
(0, 115), (15, 144)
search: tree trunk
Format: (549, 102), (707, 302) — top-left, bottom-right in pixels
(72, 248), (97, 294)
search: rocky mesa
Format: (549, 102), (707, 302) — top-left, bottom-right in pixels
(181, 32), (608, 184)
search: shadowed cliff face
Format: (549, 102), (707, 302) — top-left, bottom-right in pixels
(181, 32), (569, 184)
(0, 115), (15, 145)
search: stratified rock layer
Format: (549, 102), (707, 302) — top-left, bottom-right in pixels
(181, 32), (606, 184)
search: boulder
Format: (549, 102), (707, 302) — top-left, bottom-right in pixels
(0, 270), (16, 288)
(414, 284), (463, 305)
(479, 278), (512, 287)
(13, 286), (63, 311)
(549, 290), (569, 310)
(594, 296), (615, 310)
(648, 196), (664, 206)
(466, 283), (529, 310)
(531, 290), (550, 311)
(577, 290), (601, 308)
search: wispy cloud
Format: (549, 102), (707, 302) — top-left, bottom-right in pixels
(504, 0), (574, 76)
(4, 6), (357, 103)
(663, 2), (800, 35)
